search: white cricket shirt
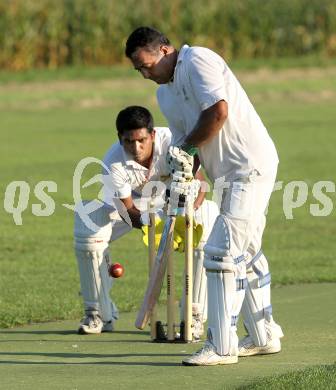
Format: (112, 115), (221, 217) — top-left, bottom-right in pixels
(102, 127), (171, 209)
(157, 45), (279, 182)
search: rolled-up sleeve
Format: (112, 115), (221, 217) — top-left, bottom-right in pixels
(102, 165), (131, 205)
(188, 50), (229, 111)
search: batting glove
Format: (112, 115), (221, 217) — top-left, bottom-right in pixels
(170, 179), (201, 202)
(167, 146), (194, 181)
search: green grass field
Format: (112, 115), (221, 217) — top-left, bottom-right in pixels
(0, 63), (335, 389)
(0, 284), (335, 389)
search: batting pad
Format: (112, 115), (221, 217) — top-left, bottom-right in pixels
(241, 251), (283, 346)
(74, 202), (118, 322)
(206, 268), (238, 356)
(203, 215), (247, 356)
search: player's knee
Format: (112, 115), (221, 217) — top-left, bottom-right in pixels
(74, 201), (112, 251)
(203, 215), (234, 272)
(203, 215), (248, 279)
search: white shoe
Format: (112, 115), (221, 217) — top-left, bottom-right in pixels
(182, 341), (238, 366)
(238, 335), (281, 357)
(78, 314), (114, 334)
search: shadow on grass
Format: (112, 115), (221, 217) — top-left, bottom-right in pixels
(0, 329), (144, 336)
(0, 360), (181, 366)
(0, 339), (150, 343)
(0, 329), (75, 335)
(0, 352), (187, 358)
(0, 329), (150, 343)
(0, 351), (187, 367)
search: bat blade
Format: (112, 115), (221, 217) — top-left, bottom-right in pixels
(135, 215), (176, 330)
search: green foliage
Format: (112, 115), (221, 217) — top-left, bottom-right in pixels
(1, 0), (336, 70)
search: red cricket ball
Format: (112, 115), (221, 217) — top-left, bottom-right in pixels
(109, 263), (124, 278)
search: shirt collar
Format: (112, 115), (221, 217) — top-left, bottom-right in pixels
(169, 45), (189, 83)
(152, 132), (160, 161)
(177, 44), (189, 64)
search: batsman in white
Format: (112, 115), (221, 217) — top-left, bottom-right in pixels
(74, 105), (218, 335)
(126, 27), (284, 365)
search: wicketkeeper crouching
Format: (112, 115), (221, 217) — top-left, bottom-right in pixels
(73, 106), (218, 336)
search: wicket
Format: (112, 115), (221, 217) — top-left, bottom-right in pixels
(148, 202), (194, 343)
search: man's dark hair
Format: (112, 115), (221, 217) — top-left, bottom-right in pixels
(125, 26), (170, 58)
(116, 106), (154, 135)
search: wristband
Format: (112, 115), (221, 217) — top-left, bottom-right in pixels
(181, 143), (198, 156)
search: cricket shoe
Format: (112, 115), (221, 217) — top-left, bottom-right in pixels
(238, 335), (281, 357)
(182, 341), (238, 366)
(78, 314), (114, 335)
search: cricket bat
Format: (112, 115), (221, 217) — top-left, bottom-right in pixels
(135, 215), (176, 330)
(183, 202), (193, 342)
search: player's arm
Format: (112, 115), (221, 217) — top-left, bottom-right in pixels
(182, 100), (228, 150)
(167, 102), (227, 181)
(119, 196), (143, 229)
(181, 52), (230, 151)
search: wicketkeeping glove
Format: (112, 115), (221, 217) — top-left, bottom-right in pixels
(173, 214), (203, 252)
(142, 215), (203, 253)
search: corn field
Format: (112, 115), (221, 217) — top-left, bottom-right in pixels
(1, 0), (336, 70)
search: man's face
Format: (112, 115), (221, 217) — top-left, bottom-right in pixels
(131, 46), (175, 84)
(119, 128), (155, 166)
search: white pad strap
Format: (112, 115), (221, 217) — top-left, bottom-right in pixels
(74, 202), (118, 322)
(242, 250), (283, 346)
